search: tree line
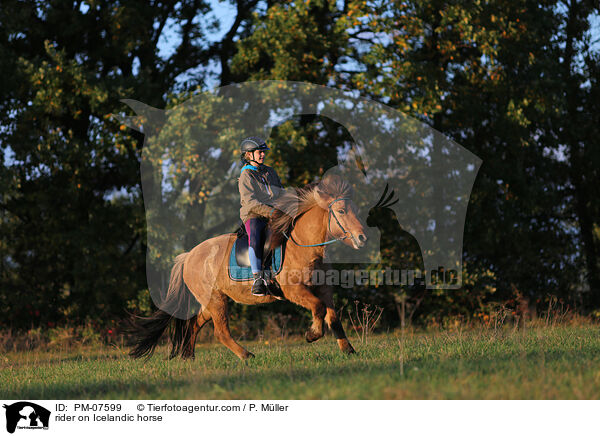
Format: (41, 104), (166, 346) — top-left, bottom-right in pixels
(1, 0), (599, 330)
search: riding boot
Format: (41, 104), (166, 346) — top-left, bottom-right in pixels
(264, 269), (285, 300)
(251, 271), (269, 297)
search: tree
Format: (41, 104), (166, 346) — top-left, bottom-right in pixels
(0, 0), (262, 328)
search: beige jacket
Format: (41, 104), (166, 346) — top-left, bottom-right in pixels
(238, 164), (284, 222)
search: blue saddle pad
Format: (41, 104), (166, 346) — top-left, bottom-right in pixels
(228, 241), (284, 281)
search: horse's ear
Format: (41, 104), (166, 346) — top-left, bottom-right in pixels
(313, 186), (333, 210)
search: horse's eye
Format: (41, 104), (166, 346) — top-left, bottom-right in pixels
(338, 209), (346, 215)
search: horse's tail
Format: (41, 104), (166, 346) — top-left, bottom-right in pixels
(128, 252), (199, 360)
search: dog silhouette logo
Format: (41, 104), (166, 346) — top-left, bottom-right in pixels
(3, 402), (50, 434)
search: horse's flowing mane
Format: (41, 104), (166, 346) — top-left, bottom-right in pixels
(267, 174), (353, 251)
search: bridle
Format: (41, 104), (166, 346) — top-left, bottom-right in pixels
(283, 197), (360, 248)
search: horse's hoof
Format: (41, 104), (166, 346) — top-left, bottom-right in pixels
(305, 330), (322, 343)
(181, 353), (196, 360)
(242, 351), (255, 360)
(337, 339), (356, 354)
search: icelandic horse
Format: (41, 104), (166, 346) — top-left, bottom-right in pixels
(129, 174), (368, 360)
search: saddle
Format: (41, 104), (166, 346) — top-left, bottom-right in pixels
(228, 222), (285, 281)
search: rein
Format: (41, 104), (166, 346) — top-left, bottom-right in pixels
(283, 197), (357, 248)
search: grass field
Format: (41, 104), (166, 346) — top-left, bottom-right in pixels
(1, 324), (600, 399)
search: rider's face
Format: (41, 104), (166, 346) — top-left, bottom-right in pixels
(251, 149), (266, 164)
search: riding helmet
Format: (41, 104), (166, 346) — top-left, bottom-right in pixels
(240, 136), (270, 153)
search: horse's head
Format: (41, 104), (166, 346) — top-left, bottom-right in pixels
(313, 175), (367, 249)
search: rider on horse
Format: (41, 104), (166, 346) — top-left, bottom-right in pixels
(238, 136), (284, 297)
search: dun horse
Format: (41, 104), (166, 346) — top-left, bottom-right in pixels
(129, 174), (367, 360)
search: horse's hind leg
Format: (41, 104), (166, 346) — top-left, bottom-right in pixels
(208, 294), (254, 360)
(181, 309), (212, 360)
(315, 286), (355, 354)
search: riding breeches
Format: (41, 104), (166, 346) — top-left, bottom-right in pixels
(244, 217), (268, 273)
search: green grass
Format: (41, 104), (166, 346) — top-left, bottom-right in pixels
(2, 324), (600, 399)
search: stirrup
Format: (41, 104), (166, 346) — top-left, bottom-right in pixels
(251, 273), (269, 297)
(264, 270), (285, 300)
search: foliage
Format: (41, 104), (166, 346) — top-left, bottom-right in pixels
(1, 0), (599, 330)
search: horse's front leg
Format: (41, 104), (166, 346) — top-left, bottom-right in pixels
(283, 283), (326, 343)
(314, 285), (355, 354)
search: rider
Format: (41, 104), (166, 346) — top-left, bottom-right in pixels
(238, 136), (284, 297)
